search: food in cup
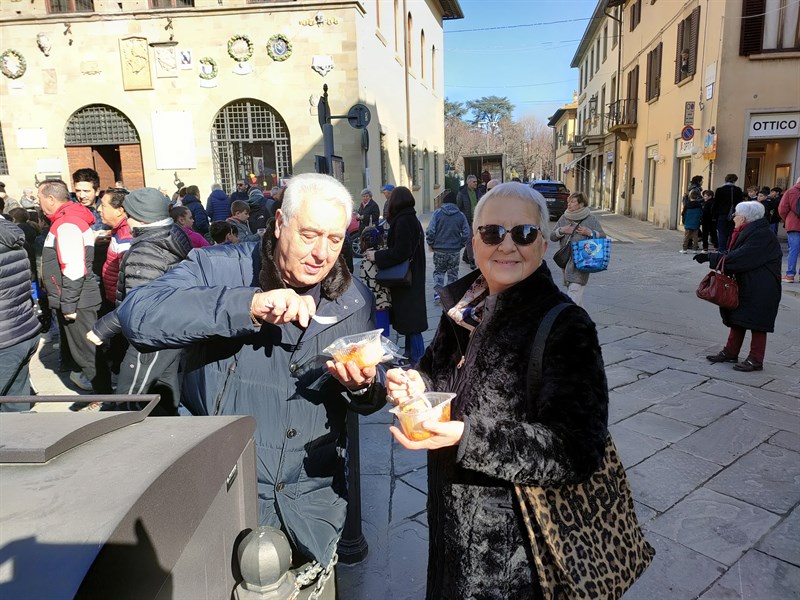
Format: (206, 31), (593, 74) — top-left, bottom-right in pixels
(390, 392), (455, 441)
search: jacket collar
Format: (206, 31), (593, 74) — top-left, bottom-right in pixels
(258, 217), (352, 301)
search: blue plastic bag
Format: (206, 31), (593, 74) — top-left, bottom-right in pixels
(571, 237), (610, 273)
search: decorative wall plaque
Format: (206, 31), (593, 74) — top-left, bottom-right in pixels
(119, 37), (153, 90)
(154, 46), (178, 78)
(311, 55), (335, 77)
(267, 34), (292, 62)
(198, 57), (218, 87)
(179, 49), (193, 70)
(0, 49), (26, 79)
(228, 35), (253, 74)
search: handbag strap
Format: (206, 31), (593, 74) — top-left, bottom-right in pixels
(526, 303), (572, 404)
(561, 217), (587, 246)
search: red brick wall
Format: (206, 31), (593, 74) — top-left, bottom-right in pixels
(65, 146), (93, 185)
(120, 144), (145, 189)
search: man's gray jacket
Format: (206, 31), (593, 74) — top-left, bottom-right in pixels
(117, 220), (386, 566)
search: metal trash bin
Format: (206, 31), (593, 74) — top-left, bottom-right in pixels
(0, 396), (258, 599)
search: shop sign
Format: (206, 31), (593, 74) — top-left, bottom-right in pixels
(748, 112), (800, 139)
(606, 151), (614, 163)
(703, 132), (717, 161)
(676, 139), (694, 157)
(684, 102), (695, 126)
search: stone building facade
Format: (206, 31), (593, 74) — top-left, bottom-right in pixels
(0, 0), (462, 212)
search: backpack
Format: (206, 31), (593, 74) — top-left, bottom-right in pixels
(795, 194), (800, 218)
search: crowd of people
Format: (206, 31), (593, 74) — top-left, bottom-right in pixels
(0, 166), (796, 598)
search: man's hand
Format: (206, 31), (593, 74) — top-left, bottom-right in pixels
(385, 368), (426, 405)
(86, 330), (103, 346)
(63, 312), (77, 321)
(325, 361), (376, 392)
(250, 289), (316, 328)
(390, 420), (464, 450)
(365, 250), (376, 262)
(693, 253), (710, 264)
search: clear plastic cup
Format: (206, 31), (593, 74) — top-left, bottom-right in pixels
(389, 392), (455, 441)
(324, 329), (388, 368)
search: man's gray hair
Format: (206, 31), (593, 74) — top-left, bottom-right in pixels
(211, 183), (222, 191)
(38, 179), (70, 201)
(360, 188), (372, 198)
(280, 173), (352, 227)
(466, 175), (478, 184)
(734, 200), (764, 223)
(473, 183), (550, 239)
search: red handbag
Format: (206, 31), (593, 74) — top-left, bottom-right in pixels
(696, 256), (739, 309)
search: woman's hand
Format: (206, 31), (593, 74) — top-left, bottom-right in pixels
(390, 420), (465, 450)
(365, 250), (376, 261)
(386, 368), (425, 405)
(576, 225), (592, 236)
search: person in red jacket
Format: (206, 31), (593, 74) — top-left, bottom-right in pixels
(98, 186), (134, 376)
(38, 180), (112, 406)
(778, 176), (800, 283)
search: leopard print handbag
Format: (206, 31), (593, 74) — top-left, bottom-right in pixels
(513, 304), (655, 599)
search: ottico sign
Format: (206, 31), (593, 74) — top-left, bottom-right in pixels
(748, 112), (800, 139)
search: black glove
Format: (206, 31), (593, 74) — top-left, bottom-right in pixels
(693, 253), (710, 264)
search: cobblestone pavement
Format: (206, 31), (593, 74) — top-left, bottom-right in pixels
(24, 211), (800, 598)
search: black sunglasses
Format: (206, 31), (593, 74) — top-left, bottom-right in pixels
(477, 224), (540, 246)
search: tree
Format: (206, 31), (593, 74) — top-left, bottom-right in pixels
(444, 98), (467, 121)
(466, 96), (514, 133)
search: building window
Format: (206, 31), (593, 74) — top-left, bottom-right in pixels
(420, 30), (425, 80)
(0, 127), (8, 176)
(410, 144), (417, 186)
(399, 142), (405, 183)
(613, 8), (619, 48)
(434, 150), (439, 185)
(394, 0), (399, 53)
(675, 7), (700, 82)
(47, 0), (94, 13)
(595, 39), (601, 70)
(600, 85), (606, 131)
(603, 24), (608, 61)
(741, 0), (800, 55)
(151, 0), (194, 7)
(431, 45), (436, 90)
(590, 49), (595, 79)
(646, 43), (662, 100)
(579, 66), (583, 92)
(65, 104), (140, 146)
(380, 133), (388, 187)
(629, 0), (642, 32)
(407, 13), (413, 68)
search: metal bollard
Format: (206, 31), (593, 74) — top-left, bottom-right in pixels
(234, 527), (296, 600)
(337, 413), (369, 564)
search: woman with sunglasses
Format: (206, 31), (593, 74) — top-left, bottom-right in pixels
(385, 183), (609, 599)
(550, 191), (607, 307)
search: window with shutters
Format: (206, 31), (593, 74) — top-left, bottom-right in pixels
(603, 25), (609, 62)
(150, 0), (194, 7)
(613, 8), (619, 47)
(590, 48), (595, 80)
(740, 0), (800, 55)
(596, 39), (601, 70)
(646, 43), (662, 101)
(47, 0), (94, 13)
(629, 0), (642, 31)
(380, 133), (388, 188)
(675, 7), (700, 83)
(434, 151), (439, 186)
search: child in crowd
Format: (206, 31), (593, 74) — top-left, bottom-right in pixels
(425, 194), (470, 301)
(701, 189), (717, 251)
(358, 225), (391, 336)
(226, 200), (260, 242)
(681, 189), (704, 253)
(170, 206), (210, 249)
(210, 220), (239, 245)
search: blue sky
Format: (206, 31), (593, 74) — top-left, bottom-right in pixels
(443, 0), (599, 123)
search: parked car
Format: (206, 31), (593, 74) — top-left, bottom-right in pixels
(529, 180), (570, 220)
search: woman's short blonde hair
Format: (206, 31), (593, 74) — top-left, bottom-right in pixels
(472, 183), (550, 239)
(568, 191), (588, 206)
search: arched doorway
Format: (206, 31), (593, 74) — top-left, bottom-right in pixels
(211, 99), (292, 192)
(64, 104), (143, 189)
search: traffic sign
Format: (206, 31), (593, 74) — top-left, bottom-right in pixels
(347, 104), (371, 129)
(681, 126), (695, 141)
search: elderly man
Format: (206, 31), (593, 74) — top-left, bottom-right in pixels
(117, 173), (386, 597)
(380, 183), (395, 202)
(456, 175), (483, 269)
(38, 180), (112, 402)
(356, 187), (380, 233)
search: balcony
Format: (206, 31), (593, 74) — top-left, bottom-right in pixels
(568, 134), (586, 154)
(607, 99), (638, 139)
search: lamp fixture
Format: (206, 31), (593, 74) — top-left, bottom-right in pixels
(588, 94), (598, 117)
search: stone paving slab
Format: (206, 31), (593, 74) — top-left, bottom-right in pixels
(735, 403), (800, 434)
(706, 444), (800, 514)
(609, 424), (669, 468)
(359, 423), (392, 476)
(393, 441), (427, 476)
(698, 550), (800, 600)
(762, 377), (800, 399)
(387, 521), (428, 600)
(605, 366), (645, 390)
(671, 359), (777, 388)
(390, 480), (427, 525)
(614, 369), (708, 403)
(596, 324), (646, 345)
(695, 380), (800, 416)
(648, 392), (741, 427)
(616, 412), (698, 443)
(672, 413), (776, 466)
(634, 501), (657, 525)
(614, 352), (688, 375)
(608, 392), (659, 425)
(623, 532), (726, 600)
(600, 346), (646, 367)
(756, 507), (800, 567)
(647, 488), (780, 566)
(626, 448), (723, 512)
(769, 430), (800, 454)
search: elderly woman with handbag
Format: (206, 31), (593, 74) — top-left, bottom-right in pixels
(550, 191), (606, 307)
(694, 200), (782, 372)
(383, 183), (652, 599)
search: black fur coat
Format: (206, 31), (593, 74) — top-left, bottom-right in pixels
(417, 262), (609, 599)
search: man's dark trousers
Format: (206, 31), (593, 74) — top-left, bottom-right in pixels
(59, 308), (113, 394)
(0, 336), (38, 411)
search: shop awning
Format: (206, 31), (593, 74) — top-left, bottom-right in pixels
(563, 155), (585, 173)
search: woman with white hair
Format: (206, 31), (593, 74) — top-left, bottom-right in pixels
(695, 200), (782, 372)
